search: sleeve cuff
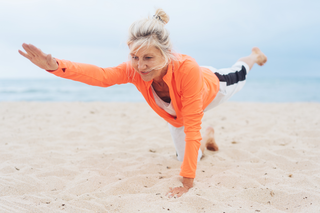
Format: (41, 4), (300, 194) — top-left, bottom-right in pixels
(46, 58), (63, 73)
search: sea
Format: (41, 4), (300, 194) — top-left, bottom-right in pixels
(0, 77), (320, 102)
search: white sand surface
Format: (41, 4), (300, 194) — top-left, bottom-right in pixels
(0, 102), (319, 213)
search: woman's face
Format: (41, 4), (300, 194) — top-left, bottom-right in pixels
(130, 45), (167, 82)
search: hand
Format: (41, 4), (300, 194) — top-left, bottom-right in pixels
(166, 177), (194, 198)
(18, 43), (59, 71)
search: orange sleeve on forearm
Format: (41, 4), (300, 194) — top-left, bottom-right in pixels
(47, 58), (131, 87)
(179, 61), (204, 179)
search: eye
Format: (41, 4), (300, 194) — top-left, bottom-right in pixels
(145, 57), (153, 60)
(132, 56), (138, 60)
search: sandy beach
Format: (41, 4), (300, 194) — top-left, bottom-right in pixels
(0, 102), (319, 213)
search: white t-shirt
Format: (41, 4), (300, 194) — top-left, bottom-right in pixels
(151, 86), (177, 117)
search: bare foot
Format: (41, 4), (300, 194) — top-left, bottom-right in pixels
(252, 47), (267, 66)
(204, 127), (219, 151)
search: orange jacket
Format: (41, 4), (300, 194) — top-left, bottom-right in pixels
(48, 54), (220, 178)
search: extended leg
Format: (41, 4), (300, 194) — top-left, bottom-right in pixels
(201, 47), (267, 154)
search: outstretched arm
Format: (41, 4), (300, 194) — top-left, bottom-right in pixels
(18, 43), (59, 71)
(18, 43), (132, 87)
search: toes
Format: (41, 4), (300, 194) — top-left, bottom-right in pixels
(206, 126), (214, 134)
(252, 46), (259, 51)
(205, 127), (215, 138)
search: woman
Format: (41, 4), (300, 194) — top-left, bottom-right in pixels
(18, 9), (267, 198)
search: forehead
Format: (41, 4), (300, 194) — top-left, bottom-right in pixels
(130, 45), (161, 56)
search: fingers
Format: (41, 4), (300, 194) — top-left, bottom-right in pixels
(166, 186), (188, 198)
(21, 43), (45, 59)
(22, 43), (36, 58)
(168, 189), (180, 198)
(29, 43), (45, 56)
(18, 49), (32, 60)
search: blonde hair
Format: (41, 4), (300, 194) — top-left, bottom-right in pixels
(127, 9), (175, 67)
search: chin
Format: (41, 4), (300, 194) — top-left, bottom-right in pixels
(140, 75), (153, 82)
(139, 73), (154, 82)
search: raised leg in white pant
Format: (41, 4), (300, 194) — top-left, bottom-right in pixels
(169, 47), (267, 162)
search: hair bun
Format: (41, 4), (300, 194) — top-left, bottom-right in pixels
(154, 8), (169, 25)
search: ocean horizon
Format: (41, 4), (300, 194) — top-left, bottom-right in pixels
(1, 76), (320, 102)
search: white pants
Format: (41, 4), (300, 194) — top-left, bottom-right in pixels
(168, 61), (250, 162)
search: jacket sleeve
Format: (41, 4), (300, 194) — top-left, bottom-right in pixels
(179, 60), (204, 179)
(47, 58), (131, 87)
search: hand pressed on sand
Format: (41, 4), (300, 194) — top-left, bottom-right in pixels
(167, 127), (218, 198)
(166, 177), (193, 198)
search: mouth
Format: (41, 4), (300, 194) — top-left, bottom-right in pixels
(139, 70), (152, 75)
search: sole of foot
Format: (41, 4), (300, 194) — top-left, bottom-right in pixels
(252, 47), (267, 66)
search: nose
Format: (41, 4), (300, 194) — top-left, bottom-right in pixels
(137, 59), (147, 70)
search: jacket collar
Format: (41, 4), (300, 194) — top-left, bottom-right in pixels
(163, 61), (173, 84)
(146, 61), (175, 88)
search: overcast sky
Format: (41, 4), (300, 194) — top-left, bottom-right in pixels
(0, 0), (319, 79)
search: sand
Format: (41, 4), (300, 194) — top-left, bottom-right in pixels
(0, 102), (319, 213)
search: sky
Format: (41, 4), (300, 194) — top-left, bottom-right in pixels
(0, 0), (319, 79)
